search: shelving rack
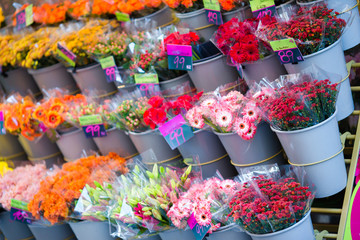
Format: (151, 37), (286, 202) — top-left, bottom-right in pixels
(313, 63), (360, 240)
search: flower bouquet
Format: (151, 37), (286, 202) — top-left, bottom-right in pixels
(167, 177), (241, 233)
(28, 152), (127, 225)
(163, 0), (203, 13)
(33, 1), (70, 25)
(67, 0), (91, 20)
(117, 0), (165, 19)
(0, 6), (5, 28)
(109, 163), (198, 239)
(228, 165), (315, 239)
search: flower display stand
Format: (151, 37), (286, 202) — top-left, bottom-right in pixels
(159, 229), (195, 240)
(28, 222), (76, 240)
(132, 6), (174, 28)
(222, 5), (253, 22)
(28, 63), (79, 95)
(208, 224), (251, 240)
(69, 221), (115, 240)
(159, 73), (194, 92)
(178, 129), (238, 179)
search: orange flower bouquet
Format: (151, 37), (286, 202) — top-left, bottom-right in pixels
(162, 0), (203, 13)
(28, 152), (128, 224)
(117, 0), (164, 18)
(2, 95), (45, 141)
(33, 1), (71, 25)
(219, 0), (248, 12)
(91, 0), (119, 17)
(67, 0), (91, 20)
(0, 6), (5, 27)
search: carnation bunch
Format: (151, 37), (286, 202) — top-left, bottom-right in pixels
(167, 178), (241, 233)
(186, 90), (261, 140)
(252, 77), (338, 131)
(213, 18), (272, 65)
(228, 173), (314, 234)
(28, 152), (128, 224)
(0, 164), (58, 211)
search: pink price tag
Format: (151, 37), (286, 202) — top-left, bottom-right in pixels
(187, 213), (197, 229)
(159, 114), (186, 137)
(0, 111), (3, 122)
(167, 44), (193, 57)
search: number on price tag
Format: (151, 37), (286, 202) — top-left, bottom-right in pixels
(187, 213), (211, 240)
(0, 111), (5, 135)
(16, 4), (33, 30)
(167, 44), (193, 71)
(203, 0), (223, 25)
(115, 12), (130, 22)
(57, 43), (77, 67)
(159, 115), (194, 150)
(134, 73), (160, 97)
(270, 38), (304, 64)
(10, 199), (33, 224)
(250, 0), (275, 18)
(100, 56), (117, 82)
(79, 115), (107, 138)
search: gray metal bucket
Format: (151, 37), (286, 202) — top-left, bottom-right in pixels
(159, 229), (195, 240)
(18, 135), (63, 167)
(0, 211), (34, 240)
(0, 68), (41, 97)
(176, 9), (218, 41)
(93, 128), (138, 158)
(28, 63), (79, 95)
(208, 225), (251, 240)
(28, 222), (76, 240)
(68, 63), (118, 97)
(129, 129), (182, 166)
(159, 74), (194, 92)
(214, 122), (286, 174)
(188, 54), (239, 92)
(56, 129), (99, 162)
(132, 6), (174, 28)
(0, 133), (27, 161)
(177, 129), (238, 179)
(222, 5), (253, 22)
(69, 221), (115, 240)
(241, 53), (287, 86)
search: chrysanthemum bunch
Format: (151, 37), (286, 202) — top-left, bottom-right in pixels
(163, 0), (203, 13)
(229, 174), (314, 234)
(167, 178), (240, 233)
(252, 78), (338, 131)
(213, 17), (272, 65)
(117, 0), (164, 18)
(186, 90), (261, 140)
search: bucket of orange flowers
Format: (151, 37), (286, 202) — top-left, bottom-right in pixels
(33, 1), (70, 25)
(117, 0), (174, 28)
(220, 0), (253, 23)
(0, 102), (28, 162)
(27, 153), (128, 240)
(26, 28), (79, 95)
(3, 94), (64, 167)
(55, 21), (118, 98)
(0, 32), (41, 97)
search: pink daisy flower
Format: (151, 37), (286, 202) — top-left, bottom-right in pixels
(200, 98), (217, 109)
(195, 209), (212, 226)
(241, 123), (257, 140)
(216, 109), (234, 128)
(233, 117), (250, 136)
(242, 104), (260, 123)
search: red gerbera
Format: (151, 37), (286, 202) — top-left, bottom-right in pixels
(229, 42), (246, 64)
(240, 44), (260, 62)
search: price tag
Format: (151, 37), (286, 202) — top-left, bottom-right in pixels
(134, 73), (159, 84)
(0, 111), (5, 135)
(167, 44), (193, 71)
(16, 4), (33, 30)
(116, 12), (130, 22)
(269, 38), (304, 64)
(100, 56), (117, 82)
(203, 0), (223, 25)
(79, 115), (107, 138)
(10, 199), (32, 224)
(250, 0), (275, 18)
(187, 213), (211, 240)
(134, 73), (160, 96)
(159, 115), (194, 150)
(56, 43), (76, 67)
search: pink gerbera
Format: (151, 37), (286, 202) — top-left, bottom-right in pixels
(241, 123), (257, 140)
(195, 209), (212, 226)
(216, 109), (234, 128)
(200, 98), (217, 109)
(242, 104), (260, 123)
(233, 117), (250, 136)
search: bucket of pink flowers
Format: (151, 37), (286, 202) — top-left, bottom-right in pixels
(185, 83), (286, 174)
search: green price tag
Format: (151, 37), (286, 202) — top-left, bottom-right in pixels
(116, 12), (130, 22)
(11, 199), (29, 211)
(99, 56), (116, 69)
(134, 74), (159, 84)
(269, 38), (304, 64)
(250, 0), (275, 12)
(79, 115), (103, 126)
(25, 5), (34, 26)
(203, 0), (221, 11)
(57, 43), (76, 67)
(100, 56), (117, 82)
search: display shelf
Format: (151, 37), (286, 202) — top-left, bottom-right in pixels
(313, 64), (360, 240)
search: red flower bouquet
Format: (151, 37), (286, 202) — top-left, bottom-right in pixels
(228, 166), (314, 234)
(213, 18), (272, 65)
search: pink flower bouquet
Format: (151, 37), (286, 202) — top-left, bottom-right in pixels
(167, 178), (241, 233)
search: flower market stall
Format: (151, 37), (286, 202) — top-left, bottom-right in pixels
(0, 0), (359, 240)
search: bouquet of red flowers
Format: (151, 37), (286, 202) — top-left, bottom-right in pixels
(212, 18), (272, 65)
(228, 165), (314, 234)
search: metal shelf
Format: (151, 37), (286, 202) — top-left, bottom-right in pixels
(313, 65), (360, 240)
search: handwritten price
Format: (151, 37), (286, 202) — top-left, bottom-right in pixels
(277, 50), (294, 64)
(207, 11), (218, 24)
(17, 11), (26, 26)
(256, 8), (273, 19)
(105, 66), (116, 82)
(12, 210), (31, 223)
(174, 56), (185, 69)
(82, 124), (106, 138)
(169, 127), (185, 148)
